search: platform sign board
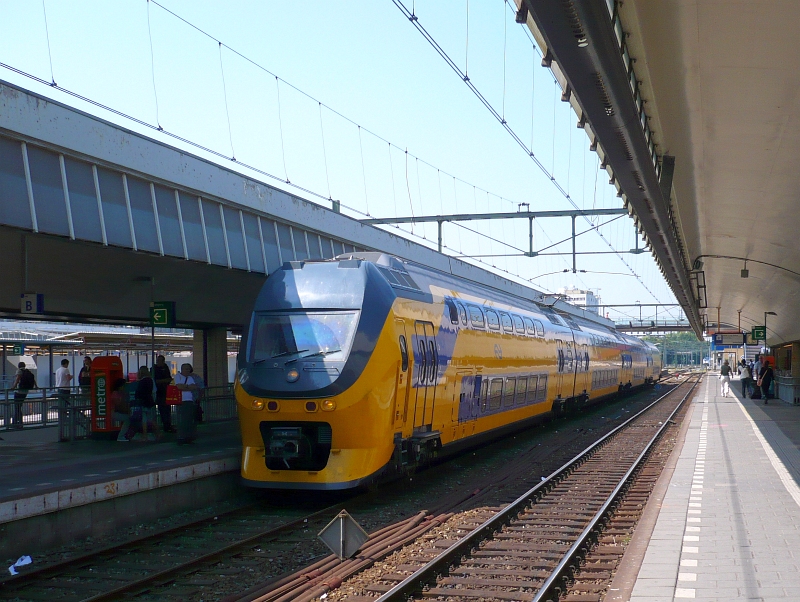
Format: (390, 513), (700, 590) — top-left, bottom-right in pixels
(20, 293), (44, 314)
(149, 301), (176, 327)
(11, 344), (24, 355)
(713, 333), (745, 346)
(752, 326), (767, 340)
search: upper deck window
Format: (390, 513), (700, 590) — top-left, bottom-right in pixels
(249, 311), (359, 364)
(486, 310), (500, 330)
(500, 313), (513, 333)
(468, 305), (485, 328)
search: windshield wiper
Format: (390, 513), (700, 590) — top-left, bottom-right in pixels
(285, 349), (342, 364)
(252, 349), (309, 365)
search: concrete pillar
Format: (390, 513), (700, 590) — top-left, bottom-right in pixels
(192, 327), (228, 388)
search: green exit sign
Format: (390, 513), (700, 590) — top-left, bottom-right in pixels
(150, 301), (176, 327)
(12, 344), (24, 355)
(751, 326), (766, 340)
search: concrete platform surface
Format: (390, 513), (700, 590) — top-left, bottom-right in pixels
(629, 374), (800, 601)
(0, 420), (241, 524)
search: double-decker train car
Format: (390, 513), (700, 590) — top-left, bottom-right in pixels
(235, 253), (661, 490)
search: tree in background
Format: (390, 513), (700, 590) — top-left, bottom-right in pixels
(641, 332), (710, 366)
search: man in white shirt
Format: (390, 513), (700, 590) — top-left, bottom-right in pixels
(55, 358), (73, 405)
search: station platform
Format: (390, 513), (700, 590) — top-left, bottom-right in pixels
(0, 420), (242, 554)
(615, 374), (800, 601)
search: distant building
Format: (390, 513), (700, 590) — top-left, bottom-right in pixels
(558, 286), (601, 315)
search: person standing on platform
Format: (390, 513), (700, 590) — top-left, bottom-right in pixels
(189, 365), (205, 423)
(758, 360), (774, 404)
(738, 360), (753, 398)
(174, 363), (199, 444)
(11, 362), (36, 429)
(55, 358), (73, 405)
(110, 378), (131, 441)
(719, 360), (732, 397)
(135, 366), (159, 441)
(78, 357), (92, 399)
(153, 355), (175, 433)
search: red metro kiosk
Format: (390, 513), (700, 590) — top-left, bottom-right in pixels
(90, 356), (124, 436)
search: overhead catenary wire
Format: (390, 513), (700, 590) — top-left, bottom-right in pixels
(274, 77), (289, 183)
(4, 0), (661, 300)
(392, 0), (671, 306)
(145, 0), (161, 129)
(218, 42), (236, 161)
(41, 0), (56, 86)
(318, 103), (332, 200)
(358, 126), (370, 215)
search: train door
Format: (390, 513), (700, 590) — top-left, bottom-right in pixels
(564, 340), (576, 399)
(394, 320), (411, 430)
(455, 370), (479, 423)
(555, 339), (565, 398)
(413, 321), (437, 431)
(577, 343), (590, 394)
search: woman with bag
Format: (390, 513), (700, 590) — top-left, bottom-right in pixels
(758, 360), (774, 404)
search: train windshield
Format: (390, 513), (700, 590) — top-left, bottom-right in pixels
(249, 311), (359, 363)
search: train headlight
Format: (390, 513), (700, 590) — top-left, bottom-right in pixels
(321, 399), (336, 411)
(286, 369), (300, 383)
(251, 399), (265, 411)
(267, 400), (279, 411)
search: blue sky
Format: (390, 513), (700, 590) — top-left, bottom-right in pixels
(0, 0), (681, 322)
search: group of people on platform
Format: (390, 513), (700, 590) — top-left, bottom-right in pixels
(719, 354), (775, 404)
(10, 355), (204, 442)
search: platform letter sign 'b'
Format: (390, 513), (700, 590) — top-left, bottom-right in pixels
(20, 294), (44, 314)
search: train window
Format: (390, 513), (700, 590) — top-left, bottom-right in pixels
(445, 299), (459, 325)
(428, 341), (437, 382)
(515, 377), (528, 405)
(500, 313), (513, 333)
(417, 339), (427, 385)
(399, 335), (408, 372)
(526, 376), (538, 403)
(524, 317), (536, 335)
(534, 320), (545, 337)
(503, 377), (516, 407)
(512, 315), (525, 334)
(537, 375), (548, 401)
(486, 310), (500, 330)
(480, 379), (489, 412)
(468, 305), (485, 328)
(489, 379), (503, 410)
(456, 302), (468, 325)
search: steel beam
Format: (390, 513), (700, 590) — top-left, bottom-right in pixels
(518, 1), (702, 337)
(360, 207), (627, 225)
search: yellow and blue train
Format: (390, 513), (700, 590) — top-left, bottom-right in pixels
(236, 253), (661, 489)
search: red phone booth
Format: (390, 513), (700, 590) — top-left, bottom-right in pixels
(91, 357), (124, 435)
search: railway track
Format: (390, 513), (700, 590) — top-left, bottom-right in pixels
(367, 375), (701, 602)
(0, 502), (338, 601)
(0, 379), (687, 602)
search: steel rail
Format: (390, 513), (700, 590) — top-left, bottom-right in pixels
(376, 376), (699, 601)
(0, 500), (347, 601)
(532, 375), (700, 601)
